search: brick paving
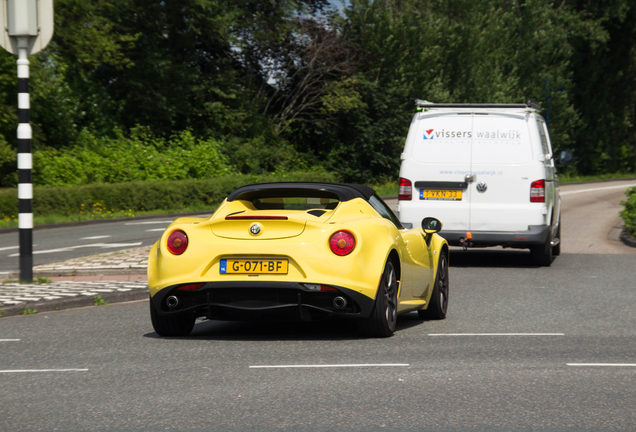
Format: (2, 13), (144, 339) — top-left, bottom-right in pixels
(23, 245), (152, 277)
(1, 246), (151, 317)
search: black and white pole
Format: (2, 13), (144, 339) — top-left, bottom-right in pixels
(17, 38), (33, 283)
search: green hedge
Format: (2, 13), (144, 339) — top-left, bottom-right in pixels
(620, 186), (636, 237)
(0, 172), (338, 220)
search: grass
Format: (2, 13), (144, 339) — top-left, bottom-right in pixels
(93, 295), (109, 306)
(373, 182), (399, 197)
(557, 172), (636, 183)
(20, 307), (37, 315)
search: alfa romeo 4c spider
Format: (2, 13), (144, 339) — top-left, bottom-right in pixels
(148, 182), (449, 338)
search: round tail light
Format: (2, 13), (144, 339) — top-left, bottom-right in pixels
(329, 231), (356, 256)
(167, 230), (188, 255)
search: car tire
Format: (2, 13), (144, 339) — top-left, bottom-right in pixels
(552, 223), (561, 256)
(150, 301), (195, 337)
(418, 249), (449, 320)
(358, 260), (398, 338)
(530, 235), (553, 267)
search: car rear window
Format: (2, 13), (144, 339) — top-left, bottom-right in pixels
(252, 197), (339, 211)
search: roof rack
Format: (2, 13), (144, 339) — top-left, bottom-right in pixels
(415, 99), (542, 111)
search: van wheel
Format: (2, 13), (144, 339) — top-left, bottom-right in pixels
(552, 223), (561, 256)
(530, 237), (553, 267)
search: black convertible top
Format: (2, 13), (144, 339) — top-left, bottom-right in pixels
(227, 182), (377, 202)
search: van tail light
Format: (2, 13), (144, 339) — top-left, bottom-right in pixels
(329, 231), (356, 256)
(530, 180), (545, 203)
(398, 178), (412, 201)
(167, 230), (188, 255)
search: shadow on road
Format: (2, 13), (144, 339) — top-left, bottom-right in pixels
(143, 312), (425, 341)
(449, 248), (542, 268)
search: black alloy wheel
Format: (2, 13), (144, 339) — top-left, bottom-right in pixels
(358, 260), (398, 338)
(418, 249), (449, 320)
(150, 301), (196, 337)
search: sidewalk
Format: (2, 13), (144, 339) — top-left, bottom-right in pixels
(1, 246), (151, 318)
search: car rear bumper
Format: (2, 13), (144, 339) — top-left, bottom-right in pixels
(439, 225), (550, 248)
(150, 281), (376, 322)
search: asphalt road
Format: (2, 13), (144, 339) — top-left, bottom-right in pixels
(0, 217), (180, 275)
(1, 252), (635, 431)
(1, 179), (635, 431)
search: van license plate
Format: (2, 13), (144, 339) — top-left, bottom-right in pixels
(220, 259), (288, 274)
(420, 189), (462, 200)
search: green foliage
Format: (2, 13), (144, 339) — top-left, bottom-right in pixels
(32, 128), (230, 187)
(0, 0), (634, 187)
(93, 295), (109, 306)
(36, 277), (52, 284)
(620, 186), (636, 237)
(20, 308), (37, 315)
(320, 78), (408, 183)
(0, 138), (16, 187)
(0, 171), (338, 221)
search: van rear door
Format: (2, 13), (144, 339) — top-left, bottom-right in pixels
(468, 113), (538, 231)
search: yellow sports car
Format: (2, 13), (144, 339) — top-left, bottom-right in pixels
(148, 182), (449, 337)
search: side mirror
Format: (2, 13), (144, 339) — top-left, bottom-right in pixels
(422, 217), (443, 234)
(555, 149), (573, 165)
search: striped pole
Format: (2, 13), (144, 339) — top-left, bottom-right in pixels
(17, 41), (33, 283)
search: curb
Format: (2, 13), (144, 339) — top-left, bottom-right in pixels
(0, 288), (148, 318)
(620, 228), (636, 248)
(7, 267), (148, 279)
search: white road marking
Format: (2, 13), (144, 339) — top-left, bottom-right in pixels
(96, 242), (143, 248)
(0, 339), (20, 342)
(125, 221), (173, 225)
(560, 183), (636, 195)
(8, 247), (74, 256)
(0, 246), (20, 251)
(249, 364), (410, 369)
(7, 242), (143, 257)
(428, 333), (565, 336)
(80, 235), (112, 240)
(0, 369), (88, 373)
(567, 363), (636, 367)
(145, 228), (166, 232)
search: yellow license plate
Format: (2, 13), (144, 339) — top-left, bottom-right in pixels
(420, 189), (462, 200)
(220, 259), (288, 274)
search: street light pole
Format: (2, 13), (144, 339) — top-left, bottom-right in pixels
(17, 38), (33, 282)
(0, 0), (54, 282)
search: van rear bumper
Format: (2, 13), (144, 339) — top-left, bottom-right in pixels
(439, 225), (550, 248)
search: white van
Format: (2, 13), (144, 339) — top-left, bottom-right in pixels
(396, 101), (572, 266)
